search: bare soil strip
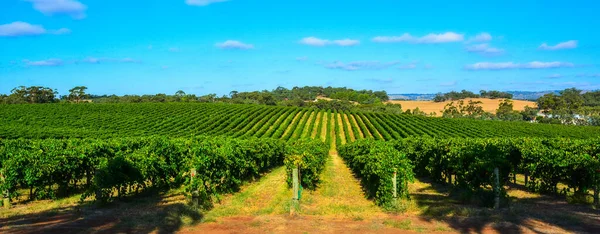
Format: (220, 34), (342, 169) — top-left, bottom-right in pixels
(336, 113), (347, 145)
(310, 111), (322, 139)
(352, 113), (373, 138)
(343, 113), (356, 142)
(360, 114), (384, 139)
(320, 112), (328, 142)
(281, 111), (304, 139)
(348, 114), (364, 139)
(301, 111), (315, 138)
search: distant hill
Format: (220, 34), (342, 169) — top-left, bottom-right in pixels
(389, 91), (561, 101)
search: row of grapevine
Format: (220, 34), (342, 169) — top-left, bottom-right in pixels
(2, 103), (599, 140)
(340, 137), (600, 208)
(338, 139), (414, 207)
(0, 136), (328, 205)
(284, 139), (329, 189)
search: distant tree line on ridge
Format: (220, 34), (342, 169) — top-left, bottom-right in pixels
(433, 90), (513, 102)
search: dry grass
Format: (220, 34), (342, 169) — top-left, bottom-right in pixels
(203, 167), (292, 219)
(297, 151), (384, 219)
(388, 98), (537, 115)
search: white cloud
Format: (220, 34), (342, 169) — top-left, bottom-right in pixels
(398, 63), (417, 69)
(24, 0), (87, 19)
(78, 57), (142, 64)
(465, 61), (574, 70)
(465, 43), (504, 55)
(575, 73), (600, 78)
(0, 22), (46, 37)
(300, 37), (329, 46)
(81, 57), (101, 63)
(299, 37), (360, 47)
(23, 59), (63, 66)
(216, 40), (254, 50)
(546, 74), (562, 79)
(538, 40), (578, 50)
(0, 22), (71, 37)
(325, 61), (399, 71)
(467, 33), (492, 43)
(51, 28), (71, 35)
(372, 32), (464, 44)
(185, 0), (228, 6)
(332, 39), (360, 46)
(525, 61), (573, 69)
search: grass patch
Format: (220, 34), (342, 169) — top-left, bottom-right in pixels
(383, 219), (412, 230)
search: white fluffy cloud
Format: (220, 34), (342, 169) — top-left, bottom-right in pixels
(325, 61), (399, 71)
(23, 59), (63, 66)
(185, 0), (229, 6)
(186, 0), (228, 6)
(372, 32), (464, 44)
(216, 40), (254, 50)
(0, 22), (47, 37)
(25, 0), (87, 19)
(465, 43), (504, 55)
(546, 74), (562, 79)
(299, 37), (359, 47)
(467, 33), (493, 43)
(465, 61), (574, 70)
(538, 40), (578, 50)
(0, 22), (70, 37)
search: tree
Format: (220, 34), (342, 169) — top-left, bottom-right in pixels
(520, 106), (539, 121)
(10, 86), (57, 104)
(496, 99), (521, 121)
(461, 100), (485, 117)
(68, 86), (89, 103)
(229, 90), (238, 98)
(537, 93), (566, 114)
(442, 101), (461, 118)
(560, 88), (584, 113)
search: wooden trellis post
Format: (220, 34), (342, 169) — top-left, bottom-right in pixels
(392, 168), (397, 198)
(1, 171), (9, 209)
(190, 168), (198, 208)
(494, 167), (500, 209)
(594, 170), (599, 207)
(291, 167), (299, 215)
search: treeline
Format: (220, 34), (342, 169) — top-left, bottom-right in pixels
(0, 85), (403, 114)
(0, 86), (388, 105)
(536, 88), (600, 125)
(433, 90), (513, 102)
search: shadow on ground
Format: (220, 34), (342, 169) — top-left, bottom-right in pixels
(411, 177), (600, 234)
(0, 192), (203, 234)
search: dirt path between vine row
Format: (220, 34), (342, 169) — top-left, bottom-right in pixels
(311, 111), (322, 139)
(343, 113), (356, 142)
(348, 113), (364, 139)
(281, 111), (303, 139)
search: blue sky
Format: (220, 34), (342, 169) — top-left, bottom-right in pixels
(1, 0), (599, 96)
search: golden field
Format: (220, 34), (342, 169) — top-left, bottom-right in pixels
(388, 98), (537, 115)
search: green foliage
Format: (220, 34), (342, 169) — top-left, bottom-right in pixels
(0, 103), (599, 140)
(284, 139), (328, 190)
(0, 136), (288, 204)
(339, 139), (414, 207)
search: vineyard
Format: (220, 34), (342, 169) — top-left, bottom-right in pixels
(1, 103), (599, 139)
(1, 102), (600, 233)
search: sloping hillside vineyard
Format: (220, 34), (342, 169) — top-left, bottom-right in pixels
(0, 103), (598, 139)
(1, 102), (599, 209)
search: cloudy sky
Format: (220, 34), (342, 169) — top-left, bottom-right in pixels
(1, 0), (599, 96)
